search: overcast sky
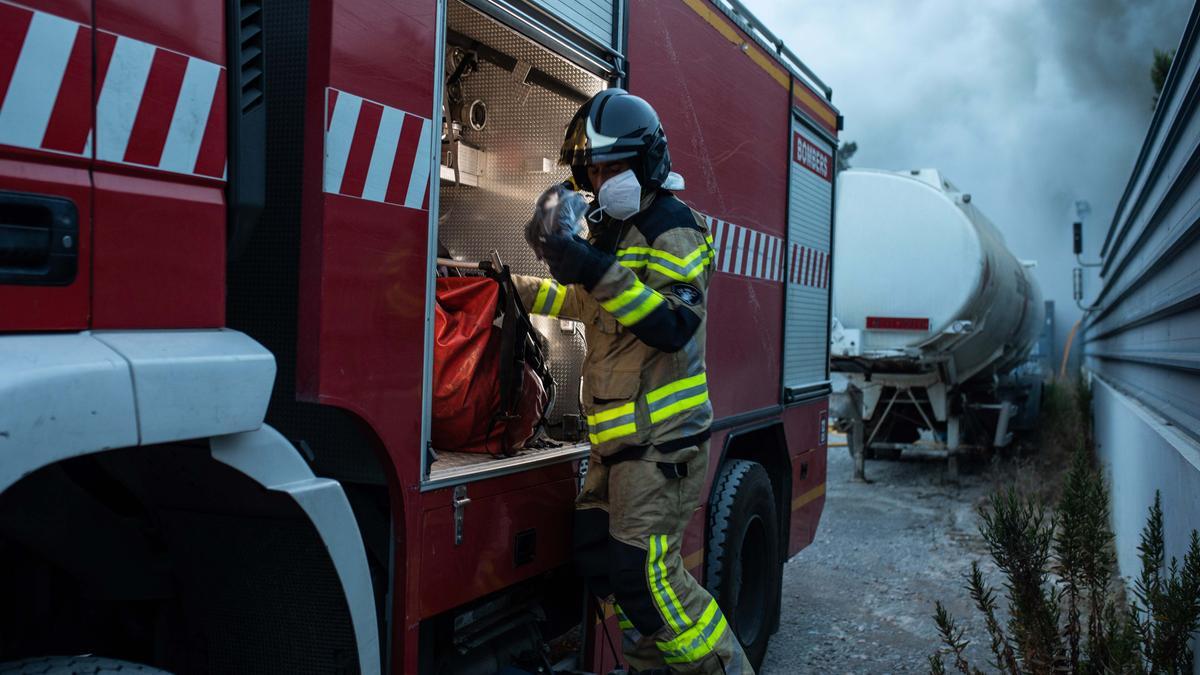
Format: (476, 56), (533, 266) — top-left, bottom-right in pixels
(739, 0), (1189, 366)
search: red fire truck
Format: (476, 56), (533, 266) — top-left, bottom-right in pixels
(0, 0), (839, 672)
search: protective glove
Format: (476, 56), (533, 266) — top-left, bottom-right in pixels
(525, 183), (589, 261)
(541, 234), (614, 292)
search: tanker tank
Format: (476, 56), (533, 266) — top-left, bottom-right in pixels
(829, 168), (1044, 472)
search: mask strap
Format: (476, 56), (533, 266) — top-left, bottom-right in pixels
(586, 207), (606, 224)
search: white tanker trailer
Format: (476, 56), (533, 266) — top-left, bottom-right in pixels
(830, 168), (1043, 473)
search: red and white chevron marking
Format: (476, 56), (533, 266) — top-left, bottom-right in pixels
(323, 87), (433, 211)
(705, 215), (829, 289)
(0, 1), (226, 179)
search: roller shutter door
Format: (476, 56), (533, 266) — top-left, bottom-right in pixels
(783, 117), (834, 399)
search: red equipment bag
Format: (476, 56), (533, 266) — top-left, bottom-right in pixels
(431, 275), (550, 455)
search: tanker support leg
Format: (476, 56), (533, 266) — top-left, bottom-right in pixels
(945, 415), (961, 482)
(850, 418), (868, 483)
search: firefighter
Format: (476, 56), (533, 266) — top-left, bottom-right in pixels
(514, 89), (754, 675)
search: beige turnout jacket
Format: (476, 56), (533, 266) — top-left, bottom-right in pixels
(514, 191), (716, 459)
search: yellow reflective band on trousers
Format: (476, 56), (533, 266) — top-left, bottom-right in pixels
(615, 241), (713, 282)
(646, 372), (709, 424)
(647, 534), (690, 634)
(586, 401), (637, 444)
(531, 278), (567, 317)
(656, 598), (730, 664)
(601, 279), (665, 326)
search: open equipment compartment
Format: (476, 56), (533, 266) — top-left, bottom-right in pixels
(424, 1), (609, 486)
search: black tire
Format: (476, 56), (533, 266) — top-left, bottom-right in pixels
(0, 656), (171, 675)
(705, 459), (780, 670)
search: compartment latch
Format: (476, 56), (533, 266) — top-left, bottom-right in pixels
(453, 485), (470, 546)
(0, 191), (78, 286)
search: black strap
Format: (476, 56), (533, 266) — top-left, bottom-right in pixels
(484, 263), (557, 457)
(656, 462), (688, 479)
(598, 444), (647, 465)
(654, 429), (711, 453)
(597, 429), (711, 467)
(488, 268), (522, 457)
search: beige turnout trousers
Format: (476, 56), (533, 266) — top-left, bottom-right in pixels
(574, 441), (754, 674)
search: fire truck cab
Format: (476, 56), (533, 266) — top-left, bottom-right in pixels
(0, 1), (839, 672)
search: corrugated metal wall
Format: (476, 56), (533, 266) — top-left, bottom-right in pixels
(1084, 5), (1200, 443)
(1083, 8), (1200, 669)
(783, 118), (834, 391)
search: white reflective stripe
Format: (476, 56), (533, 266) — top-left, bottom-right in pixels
(766, 237), (776, 281)
(748, 230), (760, 277)
(362, 106), (405, 202)
(717, 223), (732, 273)
(159, 56), (221, 173)
(724, 224), (744, 275)
(404, 116), (432, 208)
(757, 233), (767, 279)
(0, 11), (76, 149)
(324, 91), (362, 194)
(96, 36), (156, 162)
(769, 237), (780, 281)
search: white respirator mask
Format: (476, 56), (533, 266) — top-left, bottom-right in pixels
(588, 169), (643, 223)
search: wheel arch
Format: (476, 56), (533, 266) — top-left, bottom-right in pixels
(710, 421), (793, 558)
(0, 331), (381, 674)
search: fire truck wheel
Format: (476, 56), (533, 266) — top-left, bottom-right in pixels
(705, 459), (779, 670)
(0, 656), (172, 674)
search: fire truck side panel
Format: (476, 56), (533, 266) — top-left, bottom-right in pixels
(295, 3), (439, 671)
(95, 1), (224, 63)
(0, 0), (94, 330)
(91, 173), (226, 327)
(89, 0), (228, 328)
(783, 400), (828, 556)
(417, 475), (577, 618)
(296, 0), (436, 462)
(0, 156), (91, 329)
(626, 0), (791, 418)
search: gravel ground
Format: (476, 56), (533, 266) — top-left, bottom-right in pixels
(761, 438), (1009, 674)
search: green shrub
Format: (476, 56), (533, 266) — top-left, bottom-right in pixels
(930, 447), (1200, 674)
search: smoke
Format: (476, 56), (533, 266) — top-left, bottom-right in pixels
(738, 0), (1189, 368)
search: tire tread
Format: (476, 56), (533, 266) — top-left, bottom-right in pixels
(0, 656), (171, 675)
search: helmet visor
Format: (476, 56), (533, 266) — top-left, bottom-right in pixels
(560, 113), (645, 167)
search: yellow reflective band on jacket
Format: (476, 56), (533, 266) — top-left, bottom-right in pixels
(613, 603), (635, 632)
(647, 534), (690, 634)
(531, 278), (567, 317)
(646, 372), (709, 424)
(600, 279), (665, 326)
(615, 241), (713, 282)
(656, 598), (729, 664)
(586, 401), (637, 444)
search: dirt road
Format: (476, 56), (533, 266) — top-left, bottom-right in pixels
(762, 438), (1002, 673)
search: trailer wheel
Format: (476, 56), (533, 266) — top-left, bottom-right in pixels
(705, 459), (780, 669)
(0, 656), (171, 674)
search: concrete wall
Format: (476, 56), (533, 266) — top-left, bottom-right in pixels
(1083, 4), (1200, 669)
(1092, 379), (1200, 590)
(1091, 379), (1200, 674)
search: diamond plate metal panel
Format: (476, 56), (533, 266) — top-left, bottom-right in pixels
(440, 3), (604, 423)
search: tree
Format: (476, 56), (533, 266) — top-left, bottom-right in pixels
(1152, 48), (1175, 109)
(836, 140), (857, 174)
